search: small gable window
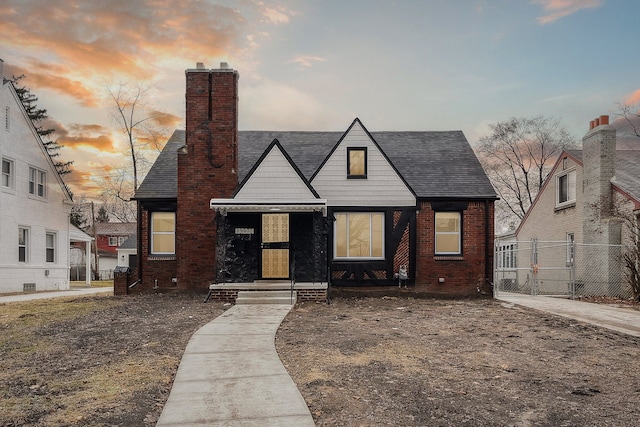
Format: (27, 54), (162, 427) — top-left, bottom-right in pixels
(556, 169), (576, 207)
(347, 147), (367, 179)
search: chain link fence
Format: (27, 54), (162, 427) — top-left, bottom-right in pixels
(494, 239), (631, 299)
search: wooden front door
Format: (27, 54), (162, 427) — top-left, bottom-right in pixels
(261, 213), (290, 279)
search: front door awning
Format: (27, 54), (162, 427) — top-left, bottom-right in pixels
(210, 198), (328, 216)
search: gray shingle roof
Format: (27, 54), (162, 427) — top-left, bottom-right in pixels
(87, 222), (136, 236)
(135, 127), (497, 200)
(118, 234), (137, 249)
(134, 130), (183, 200)
(613, 150), (640, 202)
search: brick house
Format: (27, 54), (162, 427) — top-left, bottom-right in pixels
(497, 116), (640, 297)
(129, 63), (497, 298)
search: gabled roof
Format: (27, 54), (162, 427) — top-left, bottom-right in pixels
(514, 148), (640, 235)
(2, 80), (72, 201)
(612, 151), (640, 203)
(234, 138), (320, 199)
(558, 149), (640, 203)
(135, 123), (497, 201)
(87, 222), (136, 236)
(134, 130), (182, 200)
(118, 234), (137, 250)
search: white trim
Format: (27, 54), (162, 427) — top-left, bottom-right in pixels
(555, 168), (576, 208)
(210, 198), (327, 216)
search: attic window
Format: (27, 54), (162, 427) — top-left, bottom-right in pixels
(556, 169), (576, 207)
(347, 147), (367, 179)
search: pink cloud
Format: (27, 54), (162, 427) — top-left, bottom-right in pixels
(533, 0), (602, 25)
(625, 88), (640, 105)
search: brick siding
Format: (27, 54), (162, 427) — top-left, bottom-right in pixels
(415, 201), (494, 296)
(176, 68), (239, 290)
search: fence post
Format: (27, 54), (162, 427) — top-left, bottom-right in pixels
(530, 238), (538, 296)
(569, 240), (576, 299)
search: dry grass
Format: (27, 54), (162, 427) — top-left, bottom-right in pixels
(0, 293), (225, 427)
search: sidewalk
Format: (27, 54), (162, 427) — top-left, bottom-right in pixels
(0, 286), (113, 303)
(496, 292), (640, 338)
(156, 303), (315, 427)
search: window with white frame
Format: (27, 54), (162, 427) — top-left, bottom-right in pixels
(46, 232), (56, 263)
(334, 212), (384, 259)
(566, 232), (575, 265)
(28, 167), (46, 198)
(108, 236), (118, 246)
(18, 227), (29, 263)
(151, 212), (175, 254)
(2, 158), (13, 188)
(118, 236), (127, 245)
(556, 169), (576, 207)
(435, 212), (461, 255)
(497, 243), (516, 270)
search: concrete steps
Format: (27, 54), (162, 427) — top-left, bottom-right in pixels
(235, 290), (297, 305)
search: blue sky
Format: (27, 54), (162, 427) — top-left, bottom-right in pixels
(0, 0), (638, 197)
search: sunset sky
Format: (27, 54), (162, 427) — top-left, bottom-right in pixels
(1, 0), (639, 200)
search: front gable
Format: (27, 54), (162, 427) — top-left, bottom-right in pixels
(516, 150), (584, 242)
(310, 119), (416, 207)
(234, 139), (319, 201)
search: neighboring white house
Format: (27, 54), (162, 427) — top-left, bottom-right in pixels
(116, 234), (137, 270)
(496, 115), (640, 298)
(0, 59), (79, 293)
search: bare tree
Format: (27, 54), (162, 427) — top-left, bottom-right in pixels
(103, 81), (175, 221)
(10, 75), (73, 176)
(107, 82), (153, 190)
(476, 116), (577, 229)
(93, 164), (137, 223)
(615, 102), (640, 148)
(612, 203), (640, 301)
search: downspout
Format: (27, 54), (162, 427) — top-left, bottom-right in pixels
(136, 202), (142, 294)
(485, 200), (492, 294)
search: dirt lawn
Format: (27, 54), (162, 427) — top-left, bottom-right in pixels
(276, 297), (640, 426)
(1, 293), (640, 426)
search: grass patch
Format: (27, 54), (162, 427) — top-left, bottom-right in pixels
(70, 280), (113, 288)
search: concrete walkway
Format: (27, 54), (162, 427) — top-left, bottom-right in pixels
(0, 286), (113, 303)
(496, 292), (640, 337)
(156, 303), (315, 427)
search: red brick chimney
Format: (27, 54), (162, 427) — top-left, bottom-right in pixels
(176, 62), (239, 289)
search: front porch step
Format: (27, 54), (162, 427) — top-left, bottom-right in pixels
(235, 290), (297, 305)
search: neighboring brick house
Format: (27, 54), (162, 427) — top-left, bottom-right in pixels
(499, 116), (640, 297)
(130, 63), (497, 298)
(87, 222), (136, 279)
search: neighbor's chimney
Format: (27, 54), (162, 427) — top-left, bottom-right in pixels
(582, 114), (616, 235)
